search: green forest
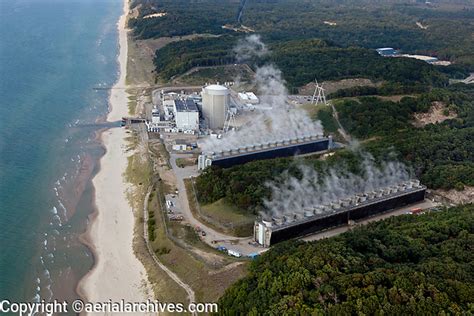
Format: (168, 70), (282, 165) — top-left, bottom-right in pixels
(196, 85), (474, 213)
(338, 85), (474, 190)
(131, 0), (474, 88)
(218, 204), (474, 314)
(153, 36), (452, 91)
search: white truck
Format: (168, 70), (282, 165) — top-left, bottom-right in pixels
(227, 249), (242, 258)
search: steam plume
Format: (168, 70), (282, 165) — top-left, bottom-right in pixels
(233, 35), (268, 62)
(262, 153), (412, 218)
(200, 36), (323, 153)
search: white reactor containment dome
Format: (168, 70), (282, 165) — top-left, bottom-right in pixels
(201, 84), (229, 129)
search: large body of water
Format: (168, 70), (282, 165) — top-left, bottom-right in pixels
(0, 0), (122, 303)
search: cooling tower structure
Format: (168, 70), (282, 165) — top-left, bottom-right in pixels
(254, 180), (426, 247)
(198, 134), (332, 170)
(201, 84), (229, 130)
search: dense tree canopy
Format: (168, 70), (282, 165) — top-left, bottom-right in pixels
(196, 86), (474, 213)
(153, 36), (449, 90)
(218, 205), (474, 315)
(131, 0), (474, 75)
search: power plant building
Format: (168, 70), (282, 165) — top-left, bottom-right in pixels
(173, 99), (199, 131)
(151, 108), (161, 123)
(254, 180), (426, 247)
(201, 84), (229, 130)
(198, 134), (332, 170)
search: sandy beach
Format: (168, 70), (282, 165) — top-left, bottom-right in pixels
(78, 0), (153, 310)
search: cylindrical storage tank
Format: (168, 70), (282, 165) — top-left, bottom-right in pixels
(231, 148), (239, 155)
(283, 215), (292, 223)
(283, 139), (290, 145)
(304, 208), (314, 217)
(359, 194), (367, 203)
(238, 147), (247, 153)
(254, 143), (263, 150)
(269, 141), (277, 147)
(262, 142), (269, 149)
(262, 219), (272, 227)
(376, 190), (384, 198)
(412, 179), (420, 187)
(201, 84), (229, 129)
(223, 149), (231, 156)
(290, 138), (298, 144)
(405, 181), (413, 189)
(276, 140), (284, 146)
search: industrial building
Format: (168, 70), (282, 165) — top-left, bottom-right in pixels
(173, 99), (199, 131)
(201, 84), (229, 130)
(376, 47), (399, 56)
(151, 108), (160, 123)
(198, 134), (331, 170)
(254, 180), (426, 247)
(238, 92), (259, 104)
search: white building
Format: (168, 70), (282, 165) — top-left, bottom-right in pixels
(173, 99), (199, 131)
(201, 84), (229, 129)
(151, 108), (160, 124)
(238, 91), (259, 104)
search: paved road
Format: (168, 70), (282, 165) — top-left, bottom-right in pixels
(169, 153), (261, 255)
(143, 188), (196, 311)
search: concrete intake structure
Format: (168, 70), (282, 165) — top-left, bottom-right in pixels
(198, 135), (332, 170)
(254, 180), (426, 247)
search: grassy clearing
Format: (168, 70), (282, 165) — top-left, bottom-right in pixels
(126, 35), (157, 86)
(148, 181), (248, 302)
(124, 152), (152, 210)
(185, 179), (254, 237)
(127, 94), (138, 115)
(122, 133), (188, 305)
(201, 199), (255, 234)
(149, 141), (171, 169)
(300, 103), (343, 142)
(175, 157), (196, 168)
(177, 64), (254, 86)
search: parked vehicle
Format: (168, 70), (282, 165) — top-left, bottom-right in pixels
(227, 249), (242, 258)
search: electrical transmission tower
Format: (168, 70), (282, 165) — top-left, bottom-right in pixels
(223, 110), (236, 133)
(311, 80), (328, 106)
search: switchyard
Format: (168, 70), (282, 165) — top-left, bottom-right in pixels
(254, 180), (426, 247)
(198, 134), (332, 170)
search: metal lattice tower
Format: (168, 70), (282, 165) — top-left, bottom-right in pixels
(311, 80), (328, 106)
(223, 110), (236, 133)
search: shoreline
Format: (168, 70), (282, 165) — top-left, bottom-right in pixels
(77, 0), (153, 309)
